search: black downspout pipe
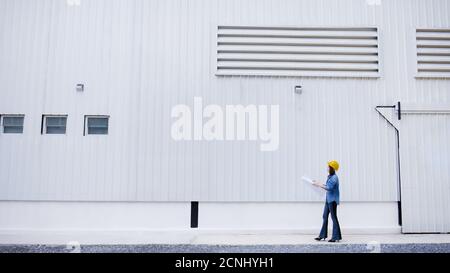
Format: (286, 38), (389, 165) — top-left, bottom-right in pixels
(190, 201), (199, 228)
(375, 104), (402, 227)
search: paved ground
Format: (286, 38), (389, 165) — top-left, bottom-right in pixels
(1, 233), (450, 253)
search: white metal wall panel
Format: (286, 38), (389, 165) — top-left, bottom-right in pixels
(0, 0), (448, 204)
(400, 112), (450, 233)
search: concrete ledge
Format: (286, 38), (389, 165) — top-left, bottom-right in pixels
(0, 201), (401, 244)
(0, 201), (400, 233)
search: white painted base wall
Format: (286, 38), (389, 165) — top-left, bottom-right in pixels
(199, 202), (400, 234)
(0, 201), (191, 231)
(0, 201), (400, 244)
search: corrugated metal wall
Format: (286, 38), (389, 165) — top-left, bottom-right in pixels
(0, 0), (448, 202)
(400, 111), (450, 233)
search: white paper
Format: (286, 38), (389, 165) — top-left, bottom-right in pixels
(300, 176), (325, 197)
(301, 176), (314, 184)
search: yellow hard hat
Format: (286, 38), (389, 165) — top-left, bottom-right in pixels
(328, 160), (339, 171)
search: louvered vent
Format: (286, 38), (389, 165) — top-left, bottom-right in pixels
(216, 26), (380, 77)
(416, 29), (450, 78)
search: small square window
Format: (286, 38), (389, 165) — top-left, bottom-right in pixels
(1, 115), (24, 134)
(44, 115), (67, 134)
(85, 116), (109, 135)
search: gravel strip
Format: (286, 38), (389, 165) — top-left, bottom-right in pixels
(1, 243), (450, 253)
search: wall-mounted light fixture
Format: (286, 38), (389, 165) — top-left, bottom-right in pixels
(294, 85), (302, 94)
(76, 84), (84, 92)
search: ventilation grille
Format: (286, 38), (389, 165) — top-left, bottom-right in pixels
(416, 29), (450, 78)
(216, 26), (380, 77)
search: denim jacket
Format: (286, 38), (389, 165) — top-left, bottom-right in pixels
(324, 174), (340, 204)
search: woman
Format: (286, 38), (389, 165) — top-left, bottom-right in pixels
(313, 160), (342, 243)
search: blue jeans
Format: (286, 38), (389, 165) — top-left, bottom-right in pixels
(319, 201), (342, 240)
